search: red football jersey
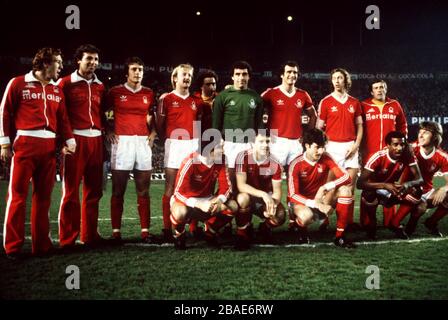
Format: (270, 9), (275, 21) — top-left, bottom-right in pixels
(0, 71), (73, 145)
(58, 71), (105, 130)
(361, 97), (408, 163)
(318, 93), (362, 142)
(401, 144), (448, 193)
(107, 84), (154, 136)
(365, 149), (417, 183)
(261, 86), (314, 139)
(235, 149), (283, 193)
(288, 153), (351, 205)
(174, 152), (232, 205)
(157, 91), (202, 140)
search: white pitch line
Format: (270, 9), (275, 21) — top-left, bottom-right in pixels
(1, 233), (446, 249)
(124, 236), (448, 248)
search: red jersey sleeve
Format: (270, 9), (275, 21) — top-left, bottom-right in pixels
(56, 95), (74, 142)
(272, 160), (283, 181)
(0, 77), (19, 144)
(396, 102), (408, 138)
(173, 155), (195, 205)
(325, 154), (351, 188)
(303, 91), (314, 110)
(317, 99), (327, 123)
(216, 164), (232, 202)
(288, 157), (312, 205)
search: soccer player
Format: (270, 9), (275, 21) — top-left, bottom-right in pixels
(212, 61), (264, 194)
(1, 48), (75, 259)
(288, 128), (354, 247)
(106, 57), (157, 243)
(156, 64), (203, 242)
(170, 139), (238, 250)
(235, 131), (286, 249)
(391, 121), (448, 237)
(360, 80), (408, 228)
(189, 69), (219, 238)
(58, 44), (106, 249)
(357, 131), (423, 240)
(261, 61), (316, 166)
(193, 69), (218, 133)
(316, 68), (362, 230)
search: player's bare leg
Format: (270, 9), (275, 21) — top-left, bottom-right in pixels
(110, 170), (130, 242)
(161, 168), (177, 242)
(292, 204), (314, 244)
(134, 170), (158, 243)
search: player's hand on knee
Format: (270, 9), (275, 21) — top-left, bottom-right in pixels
(314, 186), (327, 202)
(196, 200), (212, 213)
(385, 182), (401, 196)
(262, 193), (275, 216)
(432, 187), (447, 206)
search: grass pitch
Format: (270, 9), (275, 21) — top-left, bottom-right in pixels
(0, 179), (447, 299)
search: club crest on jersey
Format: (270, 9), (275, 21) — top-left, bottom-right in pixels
(53, 87), (60, 94)
(229, 100), (236, 106)
(331, 106), (338, 112)
(388, 107), (394, 113)
(193, 174), (202, 182)
(143, 96), (148, 104)
(430, 164), (437, 172)
(348, 105), (355, 113)
(317, 164), (323, 173)
(249, 99), (256, 109)
(191, 101), (197, 110)
(295, 99), (302, 108)
(120, 95), (127, 101)
(276, 99), (284, 106)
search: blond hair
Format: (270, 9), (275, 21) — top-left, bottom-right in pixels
(171, 64), (194, 89)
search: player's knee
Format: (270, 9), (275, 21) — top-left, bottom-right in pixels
(337, 185), (352, 198)
(224, 199), (239, 213)
(136, 190), (149, 198)
(294, 205), (313, 226)
(415, 202), (428, 216)
(361, 191), (378, 206)
(236, 193), (250, 208)
(172, 204), (188, 222)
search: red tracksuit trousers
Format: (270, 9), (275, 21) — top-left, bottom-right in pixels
(58, 135), (103, 246)
(3, 136), (56, 255)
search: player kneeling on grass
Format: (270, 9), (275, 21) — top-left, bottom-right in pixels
(288, 128), (355, 248)
(390, 121), (448, 237)
(357, 131), (423, 240)
(234, 130), (286, 249)
(170, 139), (238, 250)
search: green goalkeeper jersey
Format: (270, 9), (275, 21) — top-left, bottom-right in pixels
(212, 86), (264, 142)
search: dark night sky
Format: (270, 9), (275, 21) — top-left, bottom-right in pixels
(0, 0), (447, 70)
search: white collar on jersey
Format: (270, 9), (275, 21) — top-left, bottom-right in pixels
(419, 146), (436, 160)
(277, 85), (297, 98)
(386, 149), (397, 164)
(198, 154), (214, 168)
(172, 90), (190, 100)
(124, 82), (142, 93)
(250, 150), (269, 165)
(25, 71), (58, 85)
(70, 71), (102, 84)
(303, 152), (318, 166)
(331, 92), (349, 104)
